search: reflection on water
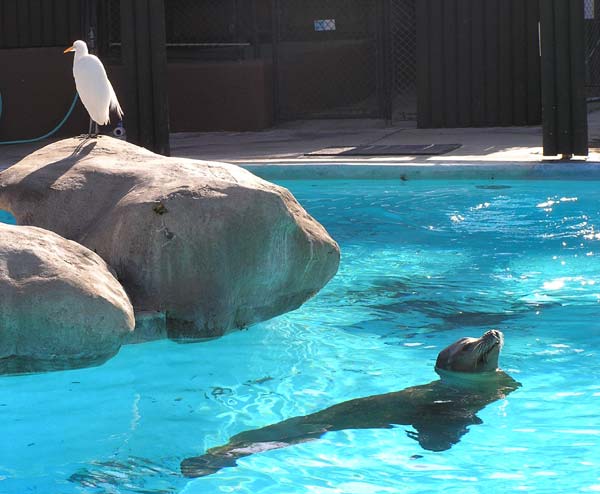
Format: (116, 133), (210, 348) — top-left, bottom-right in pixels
(291, 181), (600, 337)
(0, 352), (118, 376)
(69, 456), (179, 492)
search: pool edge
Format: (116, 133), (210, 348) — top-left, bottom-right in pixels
(242, 162), (600, 181)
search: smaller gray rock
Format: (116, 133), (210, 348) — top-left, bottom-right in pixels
(0, 223), (135, 374)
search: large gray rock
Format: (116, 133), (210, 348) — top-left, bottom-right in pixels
(0, 223), (135, 373)
(0, 137), (340, 338)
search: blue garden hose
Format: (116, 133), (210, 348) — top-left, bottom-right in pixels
(0, 91), (79, 145)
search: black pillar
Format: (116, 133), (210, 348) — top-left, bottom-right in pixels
(540, 0), (588, 157)
(120, 0), (170, 156)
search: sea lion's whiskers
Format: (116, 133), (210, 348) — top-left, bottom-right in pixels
(472, 341), (488, 359)
(474, 330), (504, 360)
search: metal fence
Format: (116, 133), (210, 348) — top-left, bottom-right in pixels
(165, 0), (260, 60)
(98, 0), (262, 62)
(585, 0), (600, 97)
(272, 0), (382, 120)
(97, 0), (120, 59)
(94, 0), (418, 122)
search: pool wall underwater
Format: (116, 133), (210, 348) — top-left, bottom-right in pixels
(244, 162), (600, 181)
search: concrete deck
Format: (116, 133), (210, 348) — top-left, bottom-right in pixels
(172, 120), (550, 165)
(2, 109), (600, 175)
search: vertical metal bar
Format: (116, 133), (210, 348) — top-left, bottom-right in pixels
(470, 0), (485, 125)
(443, 0), (458, 127)
(512, 0), (527, 125)
(233, 0), (241, 58)
(0, 3), (4, 47)
(17, 0), (31, 47)
(271, 0), (281, 123)
(251, 0), (260, 59)
(540, 0), (558, 156)
(457, 0), (472, 126)
(380, 0), (393, 123)
(41, 0), (54, 45)
(81, 0), (98, 53)
(67, 0), (80, 45)
(3, 1), (18, 48)
(429, 0), (444, 127)
(554, 0), (572, 153)
(526, 0), (541, 125)
(53, 0), (68, 46)
(30, 0), (43, 46)
(569, 0), (588, 155)
(148, 0), (170, 156)
(133, 0), (153, 148)
(416, 0), (431, 128)
(498, 0), (513, 125)
(120, 0), (140, 145)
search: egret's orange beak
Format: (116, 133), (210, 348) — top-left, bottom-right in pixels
(64, 45), (75, 53)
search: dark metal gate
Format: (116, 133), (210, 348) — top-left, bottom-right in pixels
(272, 0), (385, 120)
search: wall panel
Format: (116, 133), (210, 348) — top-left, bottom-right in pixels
(0, 0), (82, 48)
(417, 0), (541, 127)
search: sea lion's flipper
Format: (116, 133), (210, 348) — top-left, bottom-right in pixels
(407, 413), (483, 451)
(180, 420), (331, 478)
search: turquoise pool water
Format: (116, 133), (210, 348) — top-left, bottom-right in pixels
(1, 179), (600, 493)
(0, 210), (15, 224)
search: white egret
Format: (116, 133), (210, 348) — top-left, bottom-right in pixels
(64, 40), (123, 137)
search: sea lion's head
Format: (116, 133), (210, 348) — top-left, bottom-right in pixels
(435, 329), (504, 374)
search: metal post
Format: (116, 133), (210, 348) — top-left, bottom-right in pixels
(271, 0), (281, 123)
(540, 0), (588, 158)
(81, 0), (98, 53)
(120, 0), (170, 155)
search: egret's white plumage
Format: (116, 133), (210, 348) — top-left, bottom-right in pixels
(64, 40), (123, 127)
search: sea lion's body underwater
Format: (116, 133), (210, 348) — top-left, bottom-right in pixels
(181, 329), (520, 477)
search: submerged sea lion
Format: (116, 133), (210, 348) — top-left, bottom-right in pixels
(181, 329), (520, 477)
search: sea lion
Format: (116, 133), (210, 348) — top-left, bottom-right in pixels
(181, 329), (520, 477)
